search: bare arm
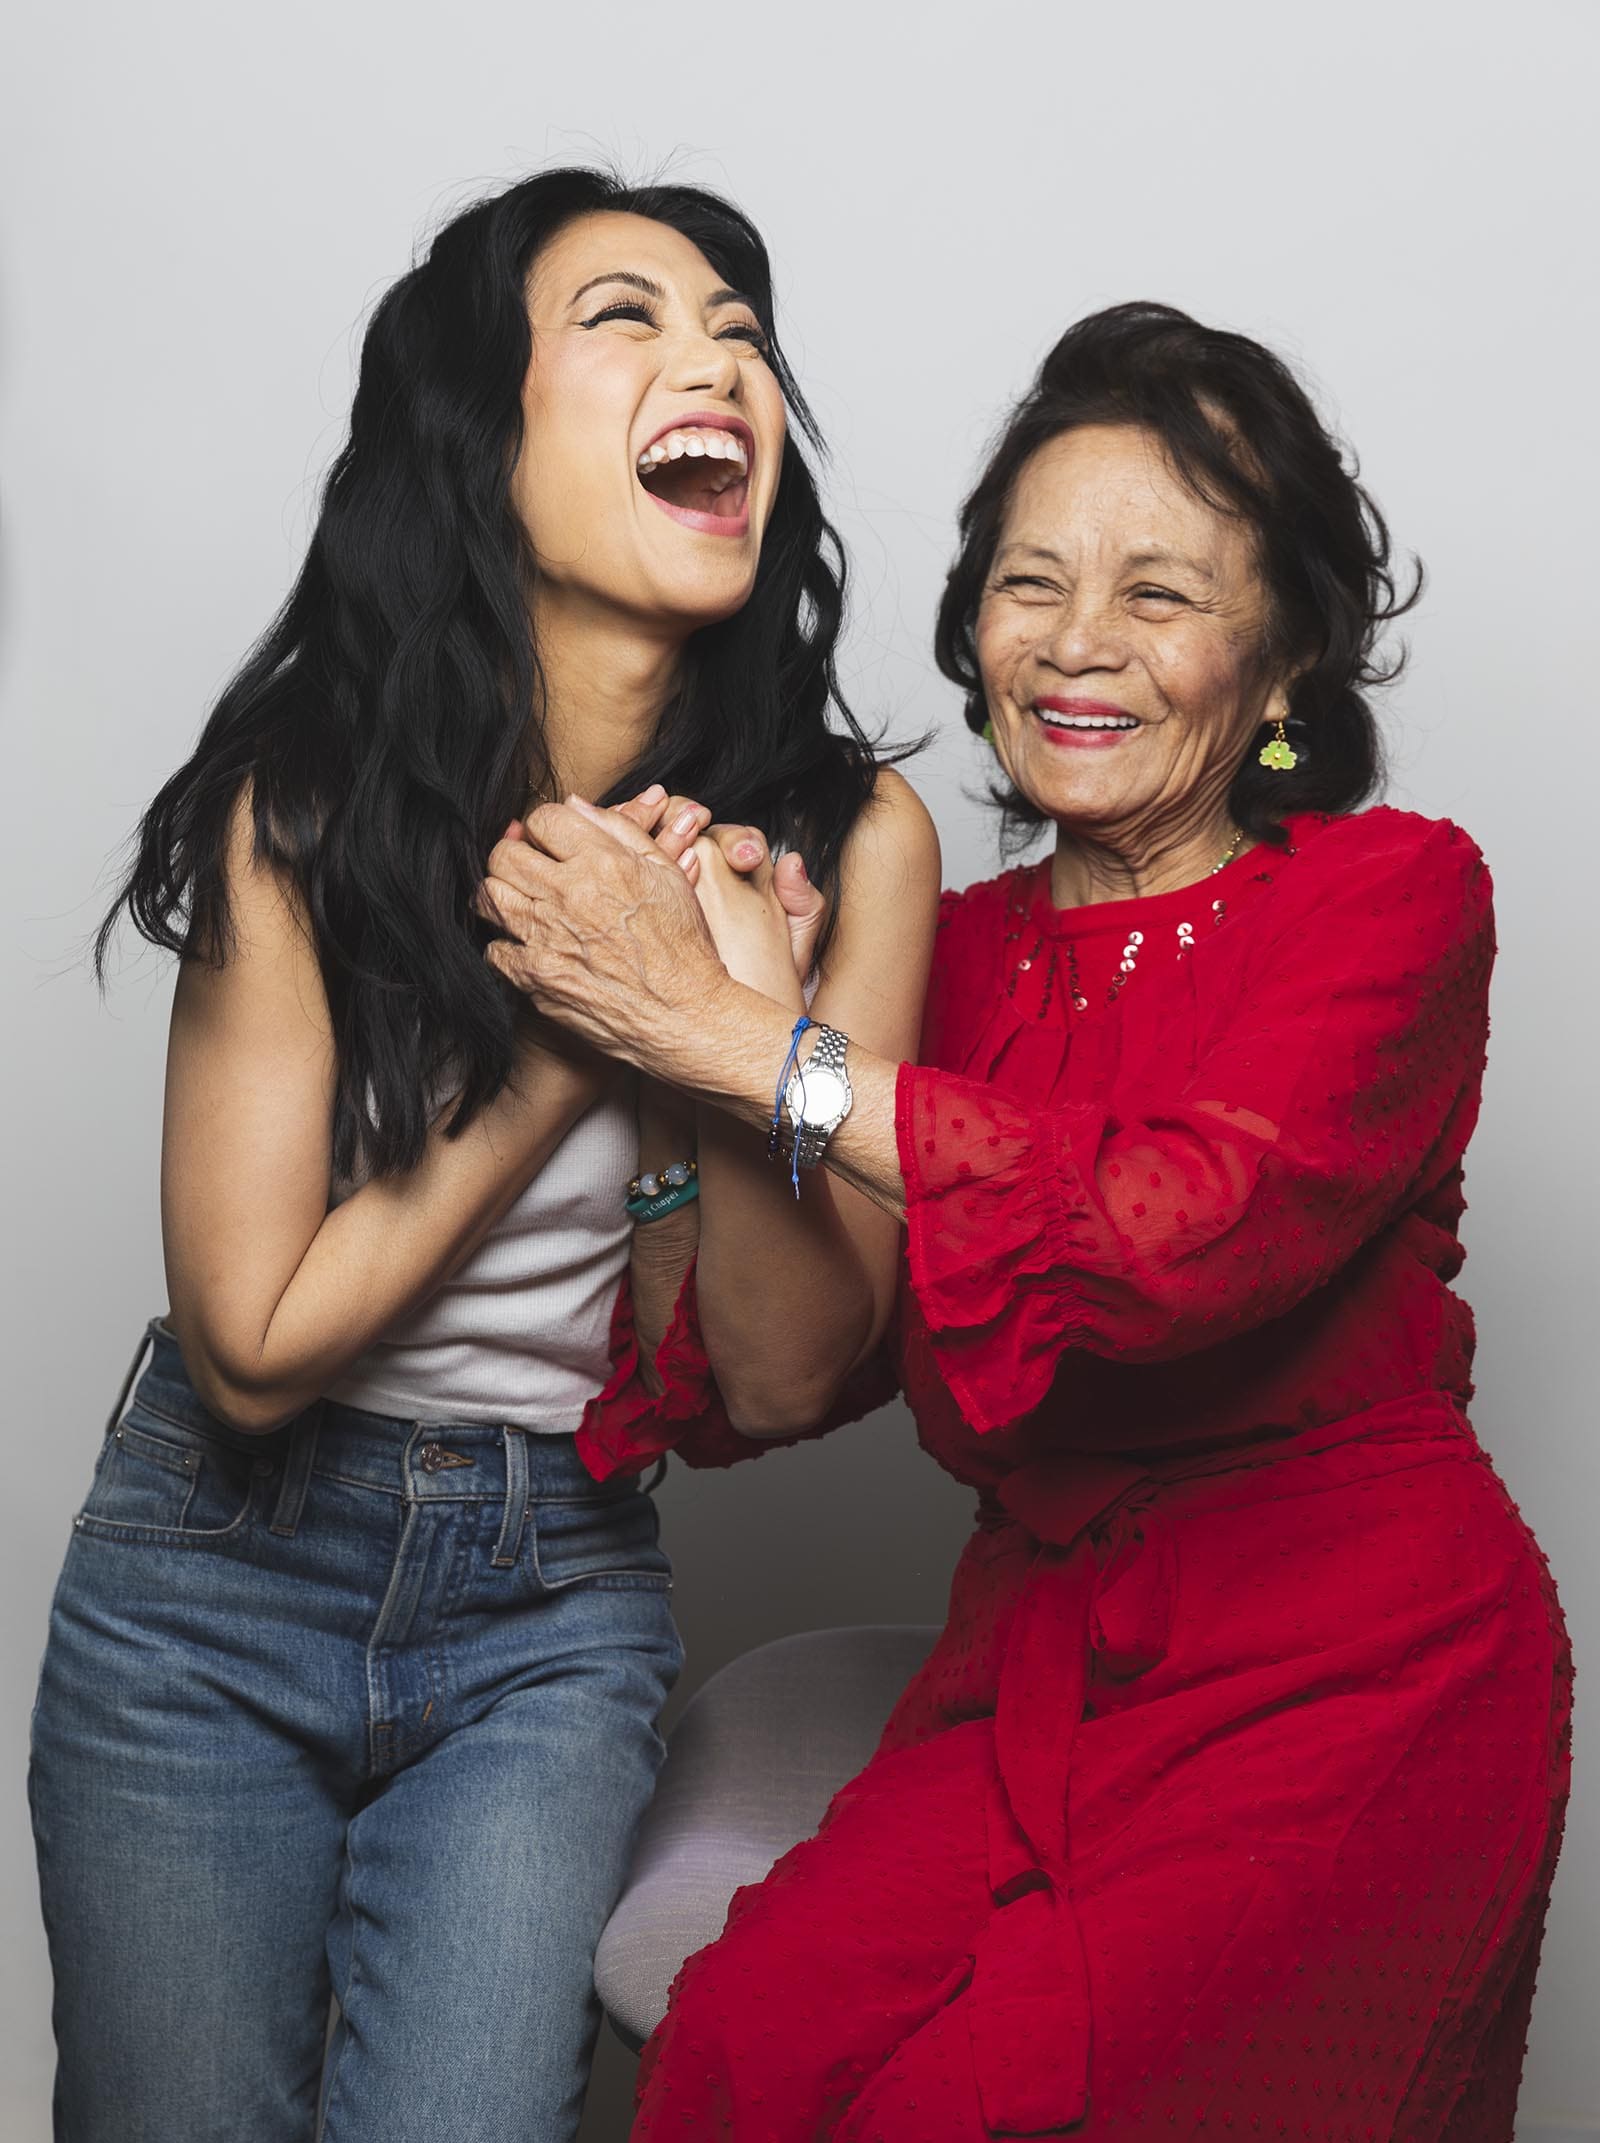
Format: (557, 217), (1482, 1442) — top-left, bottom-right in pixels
(476, 778), (936, 1433)
(655, 993), (908, 1222)
(607, 794), (718, 1393)
(477, 797), (917, 1206)
(627, 1075), (701, 1395)
(688, 771), (939, 1431)
(162, 797), (609, 1432)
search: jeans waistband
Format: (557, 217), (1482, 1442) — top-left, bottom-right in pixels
(124, 1319), (615, 1509)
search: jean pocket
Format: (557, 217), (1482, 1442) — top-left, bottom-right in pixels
(74, 1407), (261, 1544)
(531, 1485), (673, 1592)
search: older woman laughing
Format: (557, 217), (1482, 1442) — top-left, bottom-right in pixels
(480, 302), (1569, 2142)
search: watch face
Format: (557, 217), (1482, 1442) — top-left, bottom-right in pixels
(788, 1066), (848, 1127)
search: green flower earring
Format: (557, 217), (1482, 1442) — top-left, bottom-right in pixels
(1258, 715), (1298, 771)
(981, 718), (996, 746)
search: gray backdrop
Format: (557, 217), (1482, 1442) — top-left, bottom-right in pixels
(3, 4), (1595, 2137)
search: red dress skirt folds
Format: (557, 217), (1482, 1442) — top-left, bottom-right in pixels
(577, 807), (1572, 2143)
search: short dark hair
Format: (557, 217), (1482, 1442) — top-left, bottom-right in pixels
(933, 301), (1421, 851)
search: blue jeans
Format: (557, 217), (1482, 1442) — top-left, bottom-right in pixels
(29, 1322), (682, 2143)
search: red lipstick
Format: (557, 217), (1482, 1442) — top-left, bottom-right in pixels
(1031, 697), (1142, 748)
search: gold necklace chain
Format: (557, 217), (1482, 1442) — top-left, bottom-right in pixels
(1210, 825), (1246, 874)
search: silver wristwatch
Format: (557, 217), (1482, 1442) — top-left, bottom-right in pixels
(784, 1024), (853, 1170)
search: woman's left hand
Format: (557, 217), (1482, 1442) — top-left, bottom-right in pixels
(477, 798), (734, 1071)
(681, 825), (826, 1011)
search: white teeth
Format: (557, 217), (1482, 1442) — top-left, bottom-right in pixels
(1036, 711), (1138, 730)
(636, 426), (750, 474)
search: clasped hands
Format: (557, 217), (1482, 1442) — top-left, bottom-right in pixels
(473, 785), (822, 1079)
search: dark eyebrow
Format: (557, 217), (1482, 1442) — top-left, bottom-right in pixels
(567, 272), (761, 318)
(569, 270), (666, 308)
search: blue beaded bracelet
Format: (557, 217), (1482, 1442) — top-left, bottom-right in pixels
(767, 1015), (814, 1198)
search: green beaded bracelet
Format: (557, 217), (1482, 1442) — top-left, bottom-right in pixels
(625, 1176), (701, 1225)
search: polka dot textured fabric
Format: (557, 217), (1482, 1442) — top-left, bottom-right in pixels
(579, 808), (1571, 2142)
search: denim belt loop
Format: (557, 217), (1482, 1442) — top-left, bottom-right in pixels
(105, 1327), (157, 1439)
(492, 1426), (531, 1569)
(269, 1407), (322, 1539)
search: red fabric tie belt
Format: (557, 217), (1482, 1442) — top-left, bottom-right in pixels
(963, 1402), (1472, 2137)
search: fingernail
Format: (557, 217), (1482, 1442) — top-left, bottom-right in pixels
(736, 840), (762, 862)
(504, 821), (522, 839)
(795, 855), (809, 880)
(673, 807), (699, 837)
(641, 784), (666, 804)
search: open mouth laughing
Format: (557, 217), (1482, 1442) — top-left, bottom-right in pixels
(635, 413), (753, 535)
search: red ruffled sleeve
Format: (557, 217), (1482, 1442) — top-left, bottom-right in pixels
(576, 1259), (897, 1482)
(899, 817), (1494, 1434)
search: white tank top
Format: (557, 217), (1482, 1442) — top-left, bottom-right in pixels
(328, 1082), (638, 1434)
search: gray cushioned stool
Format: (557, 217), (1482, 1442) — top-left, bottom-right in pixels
(595, 1624), (939, 2052)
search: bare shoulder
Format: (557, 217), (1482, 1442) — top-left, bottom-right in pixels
(214, 782), (313, 959)
(173, 783), (326, 1045)
(812, 767), (940, 1043)
(839, 764), (941, 903)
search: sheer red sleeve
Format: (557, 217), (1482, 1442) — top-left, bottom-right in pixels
(576, 1260), (897, 1482)
(899, 819), (1494, 1434)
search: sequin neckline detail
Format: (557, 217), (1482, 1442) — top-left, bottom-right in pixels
(1001, 822), (1310, 1021)
(1022, 826), (1298, 942)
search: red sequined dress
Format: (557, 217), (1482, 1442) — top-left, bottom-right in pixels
(578, 807), (1571, 2143)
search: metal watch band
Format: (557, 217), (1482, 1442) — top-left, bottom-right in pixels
(791, 1024), (850, 1170)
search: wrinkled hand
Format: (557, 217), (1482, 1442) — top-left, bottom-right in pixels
(501, 790), (826, 992)
(492, 784), (714, 1072)
(500, 783), (713, 868)
(477, 798), (730, 1072)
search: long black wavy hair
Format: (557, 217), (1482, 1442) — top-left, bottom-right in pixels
(935, 301), (1421, 854)
(98, 168), (878, 1178)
